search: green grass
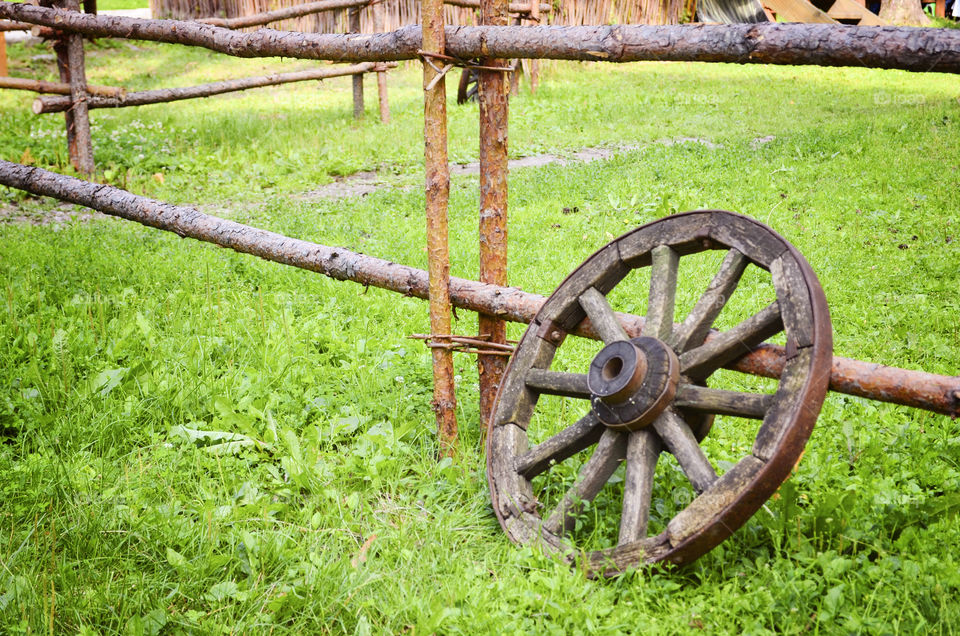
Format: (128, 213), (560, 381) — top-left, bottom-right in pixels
(1, 36), (960, 633)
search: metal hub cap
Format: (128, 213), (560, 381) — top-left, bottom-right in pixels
(587, 336), (679, 431)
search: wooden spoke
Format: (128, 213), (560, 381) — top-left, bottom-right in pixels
(618, 429), (661, 545)
(674, 384), (773, 419)
(524, 369), (591, 399)
(642, 245), (679, 341)
(670, 249), (748, 353)
(514, 412), (605, 479)
(652, 409), (717, 493)
(542, 429), (627, 536)
(579, 287), (629, 344)
(679, 302), (783, 380)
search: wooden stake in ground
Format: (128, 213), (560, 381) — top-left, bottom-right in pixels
(528, 0), (539, 93)
(349, 6), (364, 119)
(0, 32), (7, 77)
(422, 0), (458, 454)
(372, 0), (390, 124)
(49, 0), (94, 174)
(477, 0), (510, 431)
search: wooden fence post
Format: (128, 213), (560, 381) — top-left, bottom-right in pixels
(373, 0), (390, 123)
(422, 0), (457, 455)
(348, 5), (363, 119)
(49, 0), (94, 174)
(477, 0), (510, 431)
(528, 0), (539, 93)
(0, 32), (7, 77)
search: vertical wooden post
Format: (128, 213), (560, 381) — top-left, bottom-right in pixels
(349, 6), (364, 119)
(528, 0), (539, 93)
(0, 32), (7, 78)
(509, 15), (521, 96)
(51, 0), (94, 174)
(422, 0), (457, 454)
(373, 0), (390, 123)
(477, 0), (509, 431)
(935, 0), (945, 17)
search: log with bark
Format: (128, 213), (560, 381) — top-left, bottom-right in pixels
(0, 20), (32, 31)
(199, 0), (369, 30)
(445, 0), (553, 14)
(1, 4), (958, 74)
(0, 75), (124, 97)
(32, 62), (392, 113)
(0, 160), (957, 418)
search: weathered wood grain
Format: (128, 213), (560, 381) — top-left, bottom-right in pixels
(524, 369), (591, 399)
(618, 429), (660, 545)
(642, 245), (679, 341)
(674, 384), (772, 419)
(579, 287), (629, 343)
(680, 302), (783, 380)
(514, 412), (604, 479)
(770, 253), (815, 350)
(670, 249), (748, 352)
(543, 429), (626, 535)
(652, 408), (717, 493)
(666, 455), (764, 546)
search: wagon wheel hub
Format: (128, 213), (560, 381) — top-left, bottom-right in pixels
(588, 337), (679, 432)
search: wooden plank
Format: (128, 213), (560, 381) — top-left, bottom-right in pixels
(642, 245), (679, 341)
(524, 369), (591, 399)
(707, 211), (788, 268)
(489, 422), (535, 522)
(579, 287), (629, 344)
(0, 33), (7, 78)
(652, 409), (717, 493)
(674, 384), (772, 419)
(827, 0), (886, 23)
(543, 429), (626, 535)
(752, 347), (814, 460)
(666, 455), (765, 546)
(762, 0), (838, 22)
(514, 412), (605, 479)
(770, 252), (814, 349)
(680, 302), (783, 380)
(618, 211), (713, 267)
(618, 429), (660, 545)
(671, 249), (748, 353)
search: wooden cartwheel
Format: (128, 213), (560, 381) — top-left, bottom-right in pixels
(487, 210), (833, 577)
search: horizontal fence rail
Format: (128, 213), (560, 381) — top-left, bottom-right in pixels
(1, 4), (958, 73)
(31, 61), (392, 112)
(1, 160), (957, 417)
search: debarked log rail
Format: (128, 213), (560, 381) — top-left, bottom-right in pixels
(1, 160), (957, 417)
(31, 62), (394, 113)
(0, 3), (959, 74)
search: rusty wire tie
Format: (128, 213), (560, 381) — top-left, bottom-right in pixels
(409, 333), (517, 357)
(418, 50), (518, 91)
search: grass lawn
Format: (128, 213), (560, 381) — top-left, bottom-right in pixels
(1, 34), (959, 633)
